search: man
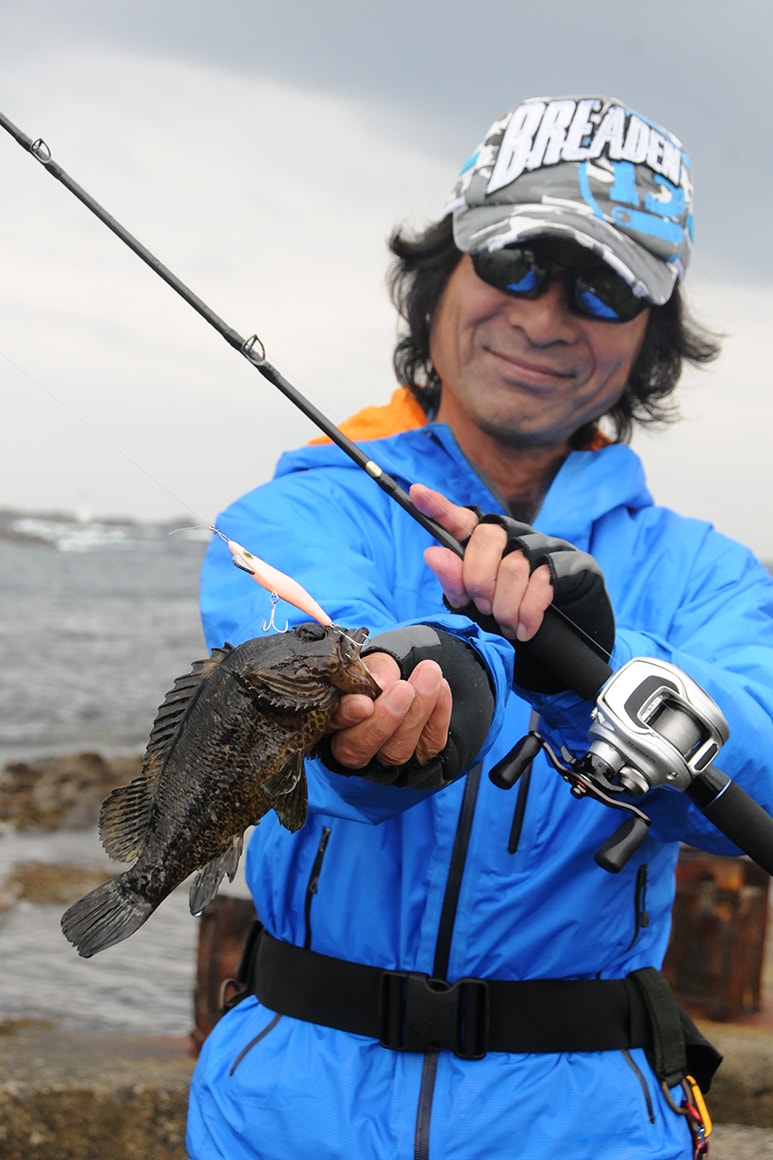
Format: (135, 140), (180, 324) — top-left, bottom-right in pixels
(187, 96), (773, 1160)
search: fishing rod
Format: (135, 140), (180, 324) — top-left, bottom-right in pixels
(4, 110), (773, 876)
(0, 109), (602, 690)
(0, 110), (457, 552)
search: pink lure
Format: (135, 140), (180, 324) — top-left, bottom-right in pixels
(223, 536), (333, 627)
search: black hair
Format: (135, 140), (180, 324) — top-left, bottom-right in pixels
(387, 215), (721, 445)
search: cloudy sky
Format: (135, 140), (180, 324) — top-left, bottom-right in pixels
(1, 1), (771, 557)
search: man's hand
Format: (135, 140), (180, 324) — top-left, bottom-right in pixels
(327, 652), (452, 771)
(411, 483), (554, 642)
(410, 481), (615, 694)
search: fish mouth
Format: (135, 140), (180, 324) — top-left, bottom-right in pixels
(334, 627), (382, 698)
(348, 660), (382, 698)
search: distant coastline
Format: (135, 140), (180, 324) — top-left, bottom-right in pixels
(0, 506), (210, 552)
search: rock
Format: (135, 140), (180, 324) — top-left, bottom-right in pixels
(702, 1020), (773, 1129)
(0, 861), (111, 908)
(0, 752), (142, 830)
(191, 895), (257, 1053)
(0, 1024), (193, 1160)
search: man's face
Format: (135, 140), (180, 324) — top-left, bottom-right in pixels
(430, 247), (650, 452)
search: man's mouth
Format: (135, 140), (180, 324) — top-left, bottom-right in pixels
(483, 345), (576, 385)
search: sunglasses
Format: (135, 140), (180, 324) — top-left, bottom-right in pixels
(471, 244), (651, 323)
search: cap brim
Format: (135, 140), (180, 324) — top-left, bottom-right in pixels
(452, 205), (678, 306)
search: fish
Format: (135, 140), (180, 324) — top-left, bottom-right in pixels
(61, 622), (381, 957)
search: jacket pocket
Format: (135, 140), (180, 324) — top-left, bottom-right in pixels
(229, 1007), (284, 1076)
(622, 1048), (656, 1124)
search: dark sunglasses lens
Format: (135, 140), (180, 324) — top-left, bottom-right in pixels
(472, 249), (545, 298)
(574, 271), (647, 323)
(473, 246), (649, 323)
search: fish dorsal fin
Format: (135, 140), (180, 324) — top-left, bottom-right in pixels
(234, 668), (339, 713)
(144, 647), (232, 766)
(188, 833), (244, 916)
(98, 648), (231, 864)
(270, 754), (308, 833)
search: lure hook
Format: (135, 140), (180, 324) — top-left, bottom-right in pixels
(262, 592), (289, 634)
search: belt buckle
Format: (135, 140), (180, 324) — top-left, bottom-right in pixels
(379, 970), (489, 1060)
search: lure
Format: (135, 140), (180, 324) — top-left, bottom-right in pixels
(211, 527), (332, 627)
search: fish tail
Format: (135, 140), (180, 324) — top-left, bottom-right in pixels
(61, 876), (154, 958)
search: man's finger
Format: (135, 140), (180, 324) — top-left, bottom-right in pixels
(459, 523), (510, 615)
(423, 545), (468, 608)
(376, 661), (445, 766)
(414, 679), (452, 765)
(410, 483), (479, 540)
(330, 681), (416, 768)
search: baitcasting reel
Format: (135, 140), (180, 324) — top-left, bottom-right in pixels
(491, 657), (732, 873)
(584, 657), (729, 795)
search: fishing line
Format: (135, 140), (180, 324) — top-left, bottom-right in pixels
(0, 343), (309, 640)
(0, 108), (612, 681)
(0, 346), (207, 525)
(0, 110), (462, 557)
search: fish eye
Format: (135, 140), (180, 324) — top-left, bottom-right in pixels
(296, 623), (327, 641)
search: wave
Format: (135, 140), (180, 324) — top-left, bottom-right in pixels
(0, 509), (211, 553)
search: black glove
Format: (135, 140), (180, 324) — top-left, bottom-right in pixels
(318, 625), (495, 790)
(451, 513), (615, 695)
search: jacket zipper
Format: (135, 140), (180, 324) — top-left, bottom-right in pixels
(304, 825), (332, 950)
(230, 826), (332, 1076)
(623, 1048), (656, 1124)
(626, 863), (650, 951)
(414, 763), (483, 1160)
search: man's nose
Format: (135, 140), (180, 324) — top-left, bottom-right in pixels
(502, 279), (579, 344)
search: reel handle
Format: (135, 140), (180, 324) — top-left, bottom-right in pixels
(594, 816), (651, 874)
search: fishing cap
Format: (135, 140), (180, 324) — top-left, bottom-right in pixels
(445, 95), (694, 305)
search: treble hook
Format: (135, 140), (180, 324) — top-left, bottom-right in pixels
(262, 591), (289, 633)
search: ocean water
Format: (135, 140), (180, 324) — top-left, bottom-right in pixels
(0, 512), (208, 765)
(0, 511), (250, 1036)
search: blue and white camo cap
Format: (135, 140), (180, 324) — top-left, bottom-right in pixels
(446, 95), (693, 306)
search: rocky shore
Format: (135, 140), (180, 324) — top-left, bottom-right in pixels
(2, 752), (772, 1157)
(0, 750), (142, 833)
(0, 1024), (193, 1160)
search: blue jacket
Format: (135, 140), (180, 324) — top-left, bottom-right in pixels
(188, 416), (773, 1160)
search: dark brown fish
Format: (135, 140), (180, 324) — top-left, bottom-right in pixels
(61, 623), (380, 957)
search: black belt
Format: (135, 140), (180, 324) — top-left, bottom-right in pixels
(242, 927), (658, 1062)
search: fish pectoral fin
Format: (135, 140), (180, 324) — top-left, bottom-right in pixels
(188, 834), (244, 917)
(262, 752), (305, 798)
(270, 756), (308, 833)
